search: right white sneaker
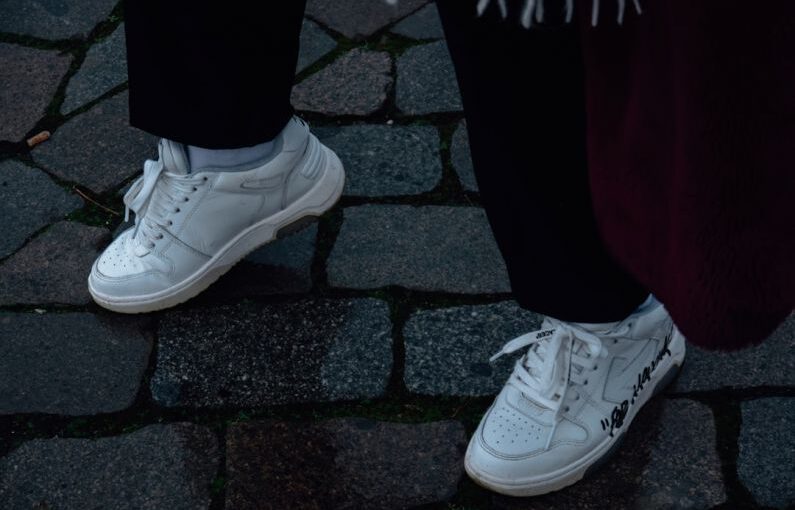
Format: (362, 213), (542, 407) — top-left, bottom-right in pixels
(465, 301), (686, 496)
(88, 116), (344, 313)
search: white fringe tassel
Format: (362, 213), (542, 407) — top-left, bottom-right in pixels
(468, 0), (643, 28)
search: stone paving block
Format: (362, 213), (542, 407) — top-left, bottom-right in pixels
(494, 399), (725, 509)
(327, 205), (510, 293)
(391, 3), (445, 40)
(226, 418), (466, 510)
(0, 160), (81, 259)
(292, 49), (392, 116)
(0, 43), (72, 142)
(672, 314), (794, 392)
(204, 224), (318, 298)
(0, 313), (151, 415)
(397, 40), (462, 114)
(0, 0), (117, 40)
(315, 124), (442, 197)
(405, 301), (542, 396)
(297, 18), (337, 74)
(33, 91), (157, 194)
(62, 24), (128, 114)
(0, 423), (218, 510)
(151, 299), (392, 407)
(306, 0), (429, 39)
(451, 120), (478, 191)
(0, 221), (109, 306)
(738, 398), (795, 508)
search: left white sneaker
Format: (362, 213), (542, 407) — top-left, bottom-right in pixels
(465, 301), (686, 496)
(88, 116), (344, 313)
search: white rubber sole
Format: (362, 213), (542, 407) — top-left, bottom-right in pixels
(465, 328), (687, 497)
(89, 145), (345, 314)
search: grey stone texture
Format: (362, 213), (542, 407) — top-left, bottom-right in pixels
(297, 18), (337, 74)
(0, 221), (110, 306)
(391, 3), (445, 40)
(226, 418), (466, 510)
(327, 205), (510, 293)
(0, 160), (81, 259)
(451, 120), (478, 191)
(0, 43), (72, 142)
(494, 399), (725, 509)
(0, 0), (118, 40)
(62, 24), (128, 114)
(0, 424), (219, 510)
(207, 224), (318, 298)
(306, 0), (429, 40)
(292, 49), (392, 116)
(396, 40), (462, 114)
(738, 398), (795, 508)
(672, 314), (794, 392)
(315, 124), (442, 197)
(0, 313), (151, 415)
(404, 301), (543, 396)
(33, 91), (157, 193)
(150, 299), (392, 407)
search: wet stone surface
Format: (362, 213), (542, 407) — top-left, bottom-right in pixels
(0, 313), (151, 415)
(306, 0), (429, 39)
(451, 120), (478, 192)
(738, 398), (795, 508)
(0, 0), (118, 40)
(493, 399), (725, 509)
(391, 3), (445, 40)
(672, 314), (795, 392)
(327, 205), (510, 293)
(396, 40), (462, 114)
(297, 18), (337, 74)
(150, 299), (392, 407)
(33, 91), (157, 194)
(292, 49), (392, 116)
(0, 424), (219, 510)
(0, 43), (72, 142)
(404, 301), (542, 396)
(225, 418), (466, 510)
(0, 160), (82, 259)
(0, 221), (110, 306)
(62, 23), (128, 114)
(315, 124), (442, 197)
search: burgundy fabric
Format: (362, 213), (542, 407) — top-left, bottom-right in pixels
(579, 1), (795, 350)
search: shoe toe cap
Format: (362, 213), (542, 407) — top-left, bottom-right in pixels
(89, 230), (170, 298)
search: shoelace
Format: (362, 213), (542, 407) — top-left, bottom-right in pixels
(123, 154), (206, 256)
(490, 319), (628, 448)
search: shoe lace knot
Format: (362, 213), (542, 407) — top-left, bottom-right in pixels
(123, 147), (206, 256)
(490, 319), (626, 449)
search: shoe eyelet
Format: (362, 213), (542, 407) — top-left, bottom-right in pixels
(175, 208), (181, 213)
(203, 176), (208, 181)
(592, 365), (598, 371)
(167, 220), (173, 226)
(564, 406), (570, 412)
(157, 234), (164, 239)
(192, 187), (198, 192)
(613, 339), (618, 344)
(184, 197), (189, 202)
(583, 380), (589, 385)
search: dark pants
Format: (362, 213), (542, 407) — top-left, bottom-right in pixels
(124, 0), (648, 323)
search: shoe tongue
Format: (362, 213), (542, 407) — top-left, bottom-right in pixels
(159, 139), (190, 174)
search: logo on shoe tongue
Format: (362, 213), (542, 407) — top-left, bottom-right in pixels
(600, 330), (673, 437)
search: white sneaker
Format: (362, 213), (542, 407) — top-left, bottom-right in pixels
(465, 301), (686, 496)
(88, 117), (345, 313)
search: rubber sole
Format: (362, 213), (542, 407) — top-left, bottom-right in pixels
(89, 145), (345, 313)
(464, 328), (686, 497)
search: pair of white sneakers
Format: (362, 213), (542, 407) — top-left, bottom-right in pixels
(87, 117), (685, 497)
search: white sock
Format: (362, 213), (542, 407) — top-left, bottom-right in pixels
(187, 140), (275, 173)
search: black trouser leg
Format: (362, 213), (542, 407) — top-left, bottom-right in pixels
(124, 0), (307, 149)
(437, 0), (648, 322)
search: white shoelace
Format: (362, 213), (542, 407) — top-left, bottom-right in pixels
(490, 320), (626, 448)
(123, 155), (206, 256)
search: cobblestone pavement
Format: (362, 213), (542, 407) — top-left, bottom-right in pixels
(1, 2), (793, 509)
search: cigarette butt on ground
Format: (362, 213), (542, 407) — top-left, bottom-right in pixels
(26, 131), (51, 148)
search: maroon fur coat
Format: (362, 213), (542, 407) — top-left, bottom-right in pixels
(579, 1), (794, 350)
